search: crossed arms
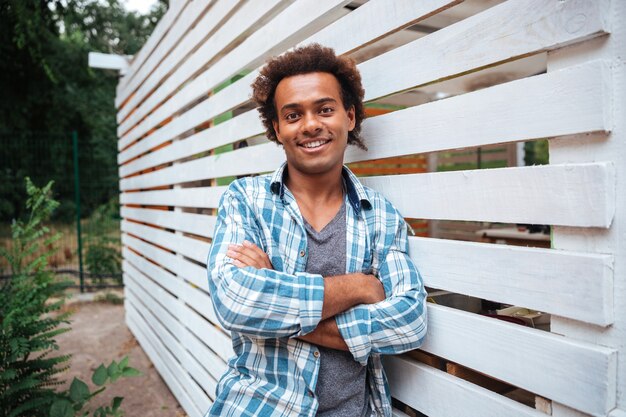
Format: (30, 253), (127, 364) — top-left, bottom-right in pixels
(207, 185), (427, 365)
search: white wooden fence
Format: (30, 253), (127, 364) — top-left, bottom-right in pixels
(115, 1), (625, 416)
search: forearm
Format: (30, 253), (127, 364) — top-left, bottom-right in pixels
(209, 262), (324, 338)
(321, 273), (384, 320)
(297, 318), (348, 351)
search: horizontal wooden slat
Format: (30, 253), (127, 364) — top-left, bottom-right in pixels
(121, 60), (610, 181)
(126, 280), (218, 395)
(117, 0), (459, 163)
(125, 273), (221, 395)
(118, 0), (609, 167)
(122, 208), (614, 326)
(360, 0), (609, 102)
(422, 304), (617, 415)
(305, 0), (461, 56)
(122, 220), (210, 263)
(116, 0), (230, 114)
(120, 206), (216, 237)
(412, 236), (613, 326)
(123, 160), (615, 227)
(363, 162), (616, 227)
(118, 0), (348, 150)
(120, 186), (227, 208)
(117, 0), (283, 135)
(116, 0), (187, 102)
(385, 356), (546, 417)
(123, 255), (232, 362)
(122, 232), (207, 292)
(125, 302), (205, 417)
(119, 110), (262, 178)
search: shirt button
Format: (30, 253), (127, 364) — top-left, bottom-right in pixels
(299, 250), (305, 257)
(313, 351), (320, 358)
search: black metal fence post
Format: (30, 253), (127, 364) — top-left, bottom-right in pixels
(72, 131), (85, 292)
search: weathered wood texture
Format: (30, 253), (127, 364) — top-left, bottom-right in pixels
(116, 1), (623, 416)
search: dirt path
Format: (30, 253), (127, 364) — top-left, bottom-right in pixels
(55, 299), (187, 417)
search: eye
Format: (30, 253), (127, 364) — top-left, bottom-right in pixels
(284, 112), (300, 121)
(320, 106), (334, 114)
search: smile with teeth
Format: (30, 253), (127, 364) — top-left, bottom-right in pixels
(300, 140), (330, 149)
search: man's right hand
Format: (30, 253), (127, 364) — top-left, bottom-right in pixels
(358, 273), (386, 305)
(321, 273), (386, 320)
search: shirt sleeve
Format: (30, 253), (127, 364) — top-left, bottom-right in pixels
(206, 183), (325, 339)
(334, 209), (428, 366)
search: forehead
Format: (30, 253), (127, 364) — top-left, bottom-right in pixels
(274, 72), (342, 106)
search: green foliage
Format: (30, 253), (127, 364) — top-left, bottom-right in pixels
(524, 139), (549, 166)
(0, 179), (140, 416)
(49, 356), (140, 417)
(0, 0), (167, 222)
(84, 197), (121, 284)
(0, 178), (73, 416)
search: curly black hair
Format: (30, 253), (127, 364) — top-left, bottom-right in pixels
(251, 43), (367, 150)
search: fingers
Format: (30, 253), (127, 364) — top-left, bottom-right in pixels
(227, 240), (273, 269)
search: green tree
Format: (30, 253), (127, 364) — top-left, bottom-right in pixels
(0, 0), (166, 222)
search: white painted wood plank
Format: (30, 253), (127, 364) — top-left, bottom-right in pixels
(123, 158), (615, 228)
(124, 277), (219, 398)
(411, 236), (614, 326)
(121, 233), (207, 291)
(120, 206), (217, 238)
(122, 219), (210, 263)
(385, 356), (547, 417)
(348, 60), (611, 163)
(117, 0), (609, 167)
(120, 61), (610, 180)
(304, 0), (460, 56)
(422, 304), (617, 416)
(120, 142), (283, 190)
(359, 0), (610, 102)
(125, 303), (205, 417)
(125, 301), (210, 416)
(117, 0), (277, 132)
(117, 0), (460, 165)
(123, 259), (232, 363)
(120, 186), (227, 208)
(361, 162), (616, 227)
(122, 253), (233, 362)
(116, 0), (188, 102)
(125, 316), (207, 417)
(116, 0), (223, 116)
(118, 0), (349, 156)
(123, 207), (614, 326)
(119, 110), (262, 177)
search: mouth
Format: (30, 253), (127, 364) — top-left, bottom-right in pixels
(298, 139), (331, 150)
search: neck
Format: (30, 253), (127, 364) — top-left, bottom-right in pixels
(284, 164), (344, 203)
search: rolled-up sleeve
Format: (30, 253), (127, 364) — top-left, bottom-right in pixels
(207, 184), (325, 339)
(335, 213), (427, 365)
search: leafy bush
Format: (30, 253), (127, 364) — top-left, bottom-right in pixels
(84, 197), (121, 285)
(0, 178), (139, 416)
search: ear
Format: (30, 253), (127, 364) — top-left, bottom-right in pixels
(347, 105), (356, 131)
(272, 119), (284, 144)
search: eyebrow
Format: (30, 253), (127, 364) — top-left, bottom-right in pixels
(280, 97), (338, 112)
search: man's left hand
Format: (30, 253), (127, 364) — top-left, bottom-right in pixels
(227, 240), (273, 269)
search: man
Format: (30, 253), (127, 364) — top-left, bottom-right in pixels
(206, 44), (427, 417)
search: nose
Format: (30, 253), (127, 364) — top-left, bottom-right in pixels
(301, 111), (322, 136)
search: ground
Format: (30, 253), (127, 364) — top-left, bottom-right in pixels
(55, 294), (187, 417)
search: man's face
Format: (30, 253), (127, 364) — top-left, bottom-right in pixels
(272, 72), (356, 178)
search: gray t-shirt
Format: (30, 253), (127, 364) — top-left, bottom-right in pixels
(303, 201), (371, 417)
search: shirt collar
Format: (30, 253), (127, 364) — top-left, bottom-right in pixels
(270, 162), (372, 213)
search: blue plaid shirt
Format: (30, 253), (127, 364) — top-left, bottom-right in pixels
(205, 163), (427, 417)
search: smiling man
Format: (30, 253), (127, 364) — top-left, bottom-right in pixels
(205, 44), (427, 417)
